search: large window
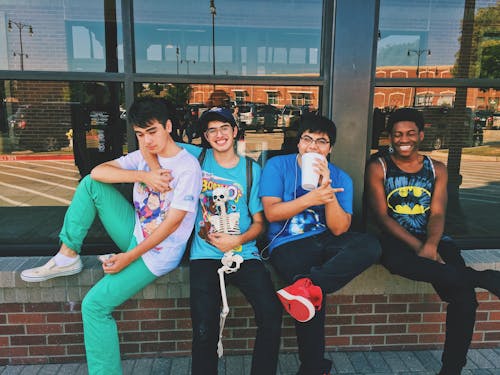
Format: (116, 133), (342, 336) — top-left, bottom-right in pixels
(132, 0), (322, 76)
(0, 1), (123, 72)
(375, 0), (500, 241)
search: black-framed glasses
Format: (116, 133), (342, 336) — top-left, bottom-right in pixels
(300, 135), (330, 147)
(205, 123), (233, 136)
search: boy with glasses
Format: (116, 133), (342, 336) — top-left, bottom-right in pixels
(145, 107), (282, 375)
(259, 113), (381, 375)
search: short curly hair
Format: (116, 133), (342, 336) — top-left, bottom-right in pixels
(386, 107), (424, 133)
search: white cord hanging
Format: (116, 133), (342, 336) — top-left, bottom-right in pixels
(217, 250), (244, 358)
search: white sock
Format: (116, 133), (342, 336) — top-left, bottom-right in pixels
(53, 252), (78, 266)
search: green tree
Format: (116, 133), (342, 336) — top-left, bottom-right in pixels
(452, 3), (500, 78)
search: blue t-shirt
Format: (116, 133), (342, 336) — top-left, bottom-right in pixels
(259, 153), (353, 252)
(181, 144), (263, 260)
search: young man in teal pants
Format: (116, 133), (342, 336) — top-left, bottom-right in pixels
(21, 97), (202, 375)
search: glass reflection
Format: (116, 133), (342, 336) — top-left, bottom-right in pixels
(0, 0), (122, 72)
(135, 82), (319, 162)
(372, 87), (500, 239)
(0, 80), (125, 178)
(377, 0), (499, 79)
(133, 0), (322, 76)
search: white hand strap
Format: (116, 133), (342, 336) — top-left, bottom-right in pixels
(217, 251), (244, 358)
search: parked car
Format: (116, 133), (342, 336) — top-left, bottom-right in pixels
(278, 106), (302, 128)
(372, 106), (481, 151)
(256, 104), (280, 131)
(419, 106), (481, 149)
(238, 103), (279, 131)
(10, 104), (70, 152)
(8, 105), (29, 138)
(474, 110), (494, 129)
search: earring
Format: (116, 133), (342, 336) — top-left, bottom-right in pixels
(388, 145), (394, 154)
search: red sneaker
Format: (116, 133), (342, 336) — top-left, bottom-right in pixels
(277, 278), (323, 322)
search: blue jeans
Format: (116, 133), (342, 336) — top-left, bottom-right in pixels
(380, 236), (478, 374)
(190, 259), (282, 375)
(270, 231), (381, 375)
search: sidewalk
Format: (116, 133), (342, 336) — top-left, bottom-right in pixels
(1, 348), (499, 375)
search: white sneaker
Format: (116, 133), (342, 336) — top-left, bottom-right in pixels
(20, 255), (83, 282)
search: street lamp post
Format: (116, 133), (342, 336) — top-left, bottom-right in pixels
(408, 48), (431, 106)
(176, 46), (180, 75)
(180, 59), (196, 74)
(8, 19), (33, 71)
(210, 0), (216, 76)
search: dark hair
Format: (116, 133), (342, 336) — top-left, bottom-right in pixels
(199, 107), (238, 148)
(297, 112), (337, 146)
(127, 97), (173, 129)
(386, 107), (424, 133)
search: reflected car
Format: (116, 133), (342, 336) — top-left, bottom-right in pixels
(372, 106), (481, 151)
(239, 103), (279, 131)
(8, 105), (29, 137)
(474, 110), (494, 129)
(419, 106), (480, 150)
(278, 106), (302, 128)
(256, 104), (280, 132)
(11, 105), (70, 152)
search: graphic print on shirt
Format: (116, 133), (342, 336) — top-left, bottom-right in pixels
(198, 172), (243, 252)
(134, 183), (171, 247)
(288, 187), (326, 235)
(385, 175), (432, 235)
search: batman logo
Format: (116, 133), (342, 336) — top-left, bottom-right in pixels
(387, 186), (431, 215)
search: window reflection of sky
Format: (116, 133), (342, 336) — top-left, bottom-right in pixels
(133, 0), (322, 75)
(378, 0), (497, 68)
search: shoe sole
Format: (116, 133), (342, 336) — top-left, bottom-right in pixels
(277, 289), (316, 322)
(20, 266), (83, 283)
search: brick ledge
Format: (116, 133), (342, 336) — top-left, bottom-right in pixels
(1, 250), (498, 303)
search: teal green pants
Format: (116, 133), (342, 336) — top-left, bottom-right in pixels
(61, 176), (157, 375)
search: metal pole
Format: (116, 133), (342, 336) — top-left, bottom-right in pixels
(176, 46), (179, 75)
(210, 0), (216, 76)
(18, 27), (24, 71)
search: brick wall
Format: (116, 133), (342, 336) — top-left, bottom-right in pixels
(1, 253), (499, 365)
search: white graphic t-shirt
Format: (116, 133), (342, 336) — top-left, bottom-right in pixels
(117, 148), (202, 276)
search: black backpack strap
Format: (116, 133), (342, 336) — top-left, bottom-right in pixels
(245, 156), (253, 206)
(198, 147), (207, 167)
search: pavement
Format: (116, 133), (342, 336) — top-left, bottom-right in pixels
(1, 348), (500, 374)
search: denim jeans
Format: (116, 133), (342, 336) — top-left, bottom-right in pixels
(190, 259), (282, 375)
(380, 236), (478, 374)
(270, 231), (381, 375)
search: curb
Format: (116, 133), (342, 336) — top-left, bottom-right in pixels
(0, 154), (75, 161)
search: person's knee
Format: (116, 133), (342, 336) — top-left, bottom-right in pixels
(357, 233), (382, 262)
(81, 292), (105, 319)
(255, 300), (283, 330)
(192, 321), (218, 347)
(445, 289), (478, 311)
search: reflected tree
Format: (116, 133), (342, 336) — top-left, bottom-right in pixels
(446, 0), (476, 234)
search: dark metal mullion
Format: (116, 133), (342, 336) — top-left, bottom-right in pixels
(321, 0), (335, 119)
(0, 70), (124, 81)
(376, 78), (500, 88)
(130, 74), (324, 86)
(121, 0), (137, 152)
